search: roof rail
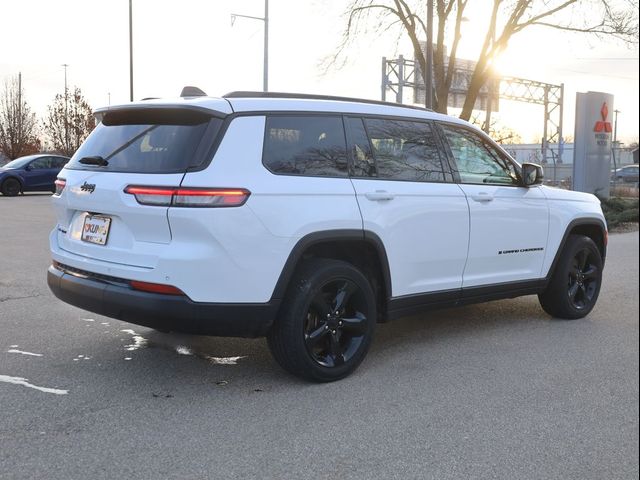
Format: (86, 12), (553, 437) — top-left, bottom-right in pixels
(223, 91), (433, 112)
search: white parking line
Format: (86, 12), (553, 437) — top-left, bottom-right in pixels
(7, 349), (43, 357)
(0, 375), (68, 395)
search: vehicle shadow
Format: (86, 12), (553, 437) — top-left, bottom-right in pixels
(89, 295), (553, 389)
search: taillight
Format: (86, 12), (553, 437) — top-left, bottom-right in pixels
(130, 280), (184, 296)
(54, 179), (66, 196)
(124, 186), (250, 207)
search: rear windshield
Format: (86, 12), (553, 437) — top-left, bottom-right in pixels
(66, 109), (220, 173)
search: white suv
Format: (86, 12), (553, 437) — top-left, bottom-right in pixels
(48, 90), (607, 381)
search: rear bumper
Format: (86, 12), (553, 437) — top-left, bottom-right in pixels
(47, 266), (279, 338)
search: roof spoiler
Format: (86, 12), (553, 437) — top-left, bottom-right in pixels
(180, 86), (207, 97)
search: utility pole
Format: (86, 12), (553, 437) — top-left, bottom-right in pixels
(231, 0), (269, 92)
(263, 0), (269, 92)
(129, 0), (134, 101)
(62, 63), (69, 153)
(425, 0), (433, 109)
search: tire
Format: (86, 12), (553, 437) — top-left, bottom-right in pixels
(267, 258), (377, 382)
(538, 234), (603, 319)
(1, 178), (21, 197)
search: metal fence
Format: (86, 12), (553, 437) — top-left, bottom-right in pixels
(503, 144), (638, 190)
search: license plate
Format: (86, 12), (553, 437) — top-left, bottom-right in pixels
(81, 215), (111, 245)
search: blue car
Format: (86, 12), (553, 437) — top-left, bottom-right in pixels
(0, 154), (70, 196)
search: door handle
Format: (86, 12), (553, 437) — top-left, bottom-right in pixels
(364, 191), (395, 201)
(470, 192), (494, 202)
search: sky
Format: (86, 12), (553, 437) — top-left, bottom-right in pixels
(1, 0), (638, 144)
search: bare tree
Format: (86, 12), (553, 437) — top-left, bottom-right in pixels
(469, 113), (522, 144)
(43, 87), (95, 157)
(0, 76), (41, 159)
(335, 0), (639, 120)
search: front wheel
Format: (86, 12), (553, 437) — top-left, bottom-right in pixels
(267, 259), (376, 382)
(538, 234), (603, 319)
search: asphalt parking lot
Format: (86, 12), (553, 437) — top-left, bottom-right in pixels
(1, 194), (638, 480)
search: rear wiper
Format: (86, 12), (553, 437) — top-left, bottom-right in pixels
(79, 155), (109, 167)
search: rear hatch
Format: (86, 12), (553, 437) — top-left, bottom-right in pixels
(52, 106), (225, 268)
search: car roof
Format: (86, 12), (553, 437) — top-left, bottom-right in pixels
(14, 154), (68, 161)
(96, 92), (473, 129)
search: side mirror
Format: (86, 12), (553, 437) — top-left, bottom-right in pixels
(522, 163), (544, 186)
(24, 164), (32, 171)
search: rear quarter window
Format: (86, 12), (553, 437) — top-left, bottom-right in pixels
(66, 109), (220, 174)
(263, 115), (348, 177)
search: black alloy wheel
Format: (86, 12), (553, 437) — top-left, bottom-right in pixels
(1, 178), (21, 196)
(539, 234), (603, 319)
(267, 259), (376, 382)
(303, 278), (369, 368)
(567, 247), (599, 311)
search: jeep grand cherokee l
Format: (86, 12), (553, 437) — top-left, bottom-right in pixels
(48, 90), (607, 382)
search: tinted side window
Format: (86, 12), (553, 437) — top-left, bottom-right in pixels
(345, 117), (376, 177)
(440, 124), (518, 185)
(52, 157), (68, 168)
(29, 157), (51, 170)
(263, 116), (348, 177)
(364, 119), (445, 182)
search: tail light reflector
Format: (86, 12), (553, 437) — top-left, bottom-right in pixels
(124, 186), (250, 207)
(54, 179), (66, 196)
(130, 280), (184, 296)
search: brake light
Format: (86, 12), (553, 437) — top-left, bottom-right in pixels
(130, 280), (184, 296)
(124, 186), (250, 207)
(54, 179), (66, 196)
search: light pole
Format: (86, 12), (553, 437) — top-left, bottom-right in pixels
(231, 0), (269, 92)
(612, 109), (621, 186)
(129, 0), (134, 101)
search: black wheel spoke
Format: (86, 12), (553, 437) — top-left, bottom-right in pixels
(340, 312), (367, 335)
(568, 282), (579, 301)
(579, 284), (588, 300)
(577, 249), (588, 270)
(329, 334), (344, 366)
(582, 265), (598, 279)
(332, 281), (358, 313)
(305, 324), (329, 348)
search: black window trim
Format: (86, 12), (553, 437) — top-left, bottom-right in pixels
(434, 120), (524, 187)
(343, 115), (378, 178)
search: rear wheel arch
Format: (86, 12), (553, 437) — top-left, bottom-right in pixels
(271, 230), (391, 321)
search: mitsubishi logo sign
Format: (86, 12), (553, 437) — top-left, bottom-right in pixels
(573, 91), (614, 196)
(594, 102), (612, 133)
